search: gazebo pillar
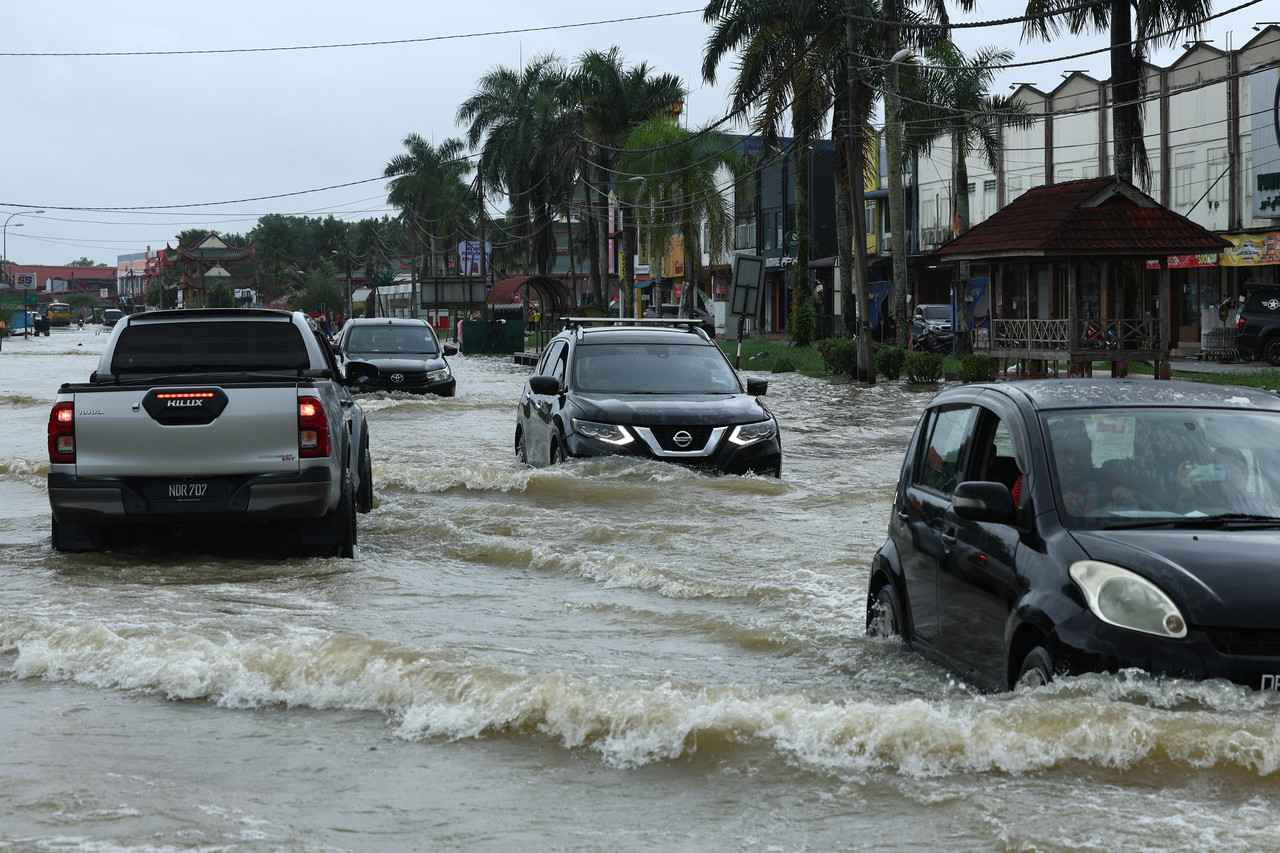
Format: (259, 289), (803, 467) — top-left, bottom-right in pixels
(1157, 264), (1172, 379)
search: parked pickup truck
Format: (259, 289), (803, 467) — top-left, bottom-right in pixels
(46, 308), (378, 557)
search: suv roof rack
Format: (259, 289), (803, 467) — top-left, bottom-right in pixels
(558, 316), (710, 341)
(559, 316), (705, 330)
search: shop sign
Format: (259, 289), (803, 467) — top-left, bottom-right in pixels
(1220, 232), (1280, 267)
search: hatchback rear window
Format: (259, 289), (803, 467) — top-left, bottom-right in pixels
(111, 321), (308, 374)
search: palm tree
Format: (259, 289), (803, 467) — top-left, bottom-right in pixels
(881, 2), (968, 347)
(615, 118), (747, 321)
(1022, 0), (1210, 188)
(457, 56), (571, 276)
(909, 43), (1034, 236)
(703, 1), (836, 341)
(702, 0), (885, 380)
(571, 48), (685, 310)
(383, 134), (473, 313)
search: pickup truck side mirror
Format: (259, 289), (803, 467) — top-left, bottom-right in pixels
(746, 376), (768, 396)
(443, 344), (459, 357)
(343, 361), (380, 386)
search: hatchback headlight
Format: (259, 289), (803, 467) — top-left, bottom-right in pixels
(573, 419), (634, 446)
(1069, 561), (1187, 639)
(729, 420), (777, 446)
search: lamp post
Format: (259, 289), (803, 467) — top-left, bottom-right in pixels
(3, 209), (46, 338)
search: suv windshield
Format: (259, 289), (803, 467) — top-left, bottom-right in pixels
(1043, 408), (1280, 527)
(573, 343), (741, 394)
(922, 305), (950, 321)
(345, 326), (439, 355)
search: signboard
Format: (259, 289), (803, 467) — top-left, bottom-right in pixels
(729, 254), (764, 317)
(1220, 232), (1280, 267)
(727, 254), (765, 343)
(1251, 64), (1280, 219)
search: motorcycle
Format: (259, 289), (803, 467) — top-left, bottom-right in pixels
(913, 326), (954, 354)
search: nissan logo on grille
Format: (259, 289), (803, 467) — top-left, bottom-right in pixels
(390, 373), (405, 384)
(673, 430), (693, 448)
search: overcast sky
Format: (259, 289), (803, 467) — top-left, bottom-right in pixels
(2, 0), (1270, 268)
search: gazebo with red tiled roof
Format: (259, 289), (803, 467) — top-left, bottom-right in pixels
(934, 177), (1231, 377)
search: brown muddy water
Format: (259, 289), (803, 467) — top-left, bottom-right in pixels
(1, 327), (1277, 852)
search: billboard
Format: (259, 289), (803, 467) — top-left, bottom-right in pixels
(1251, 63), (1280, 219)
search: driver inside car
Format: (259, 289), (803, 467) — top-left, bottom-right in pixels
(1054, 432), (1141, 515)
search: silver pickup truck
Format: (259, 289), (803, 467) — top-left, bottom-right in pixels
(46, 308), (378, 557)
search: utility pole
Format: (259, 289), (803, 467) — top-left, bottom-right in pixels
(846, 1), (875, 383)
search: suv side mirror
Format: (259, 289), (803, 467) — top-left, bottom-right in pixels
(746, 376), (768, 396)
(343, 361), (380, 387)
(528, 374), (562, 395)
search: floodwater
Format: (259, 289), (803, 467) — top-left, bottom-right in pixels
(2, 327), (1279, 852)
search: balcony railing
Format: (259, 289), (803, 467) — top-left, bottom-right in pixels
(987, 318), (1162, 356)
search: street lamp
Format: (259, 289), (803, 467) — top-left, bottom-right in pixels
(3, 209), (46, 337)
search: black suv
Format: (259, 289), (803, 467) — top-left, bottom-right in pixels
(515, 319), (781, 476)
(1234, 284), (1280, 365)
(333, 317), (458, 396)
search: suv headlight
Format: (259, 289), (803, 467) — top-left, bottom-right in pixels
(1069, 561), (1187, 639)
(729, 420), (777, 447)
(572, 419), (634, 446)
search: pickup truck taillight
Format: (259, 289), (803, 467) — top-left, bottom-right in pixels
(298, 396), (330, 458)
(48, 402), (76, 462)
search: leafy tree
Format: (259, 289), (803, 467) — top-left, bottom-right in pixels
(206, 283), (235, 308)
(290, 260), (345, 316)
(67, 257), (108, 267)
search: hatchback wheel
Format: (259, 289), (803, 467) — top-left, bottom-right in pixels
(1015, 646), (1054, 689)
(866, 583), (903, 639)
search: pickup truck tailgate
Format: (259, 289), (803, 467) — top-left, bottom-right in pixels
(72, 386), (305, 478)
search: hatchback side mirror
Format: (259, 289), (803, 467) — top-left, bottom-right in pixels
(953, 480), (1016, 525)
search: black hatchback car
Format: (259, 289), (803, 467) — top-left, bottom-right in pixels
(867, 378), (1280, 692)
(515, 319), (780, 476)
(333, 317), (458, 396)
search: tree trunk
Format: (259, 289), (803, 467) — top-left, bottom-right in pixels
(1111, 0), (1136, 186)
(833, 86), (855, 339)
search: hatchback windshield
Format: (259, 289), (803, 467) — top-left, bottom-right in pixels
(345, 326), (439, 355)
(573, 343), (741, 394)
(1043, 408), (1280, 526)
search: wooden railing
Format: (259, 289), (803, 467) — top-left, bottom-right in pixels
(988, 318), (1162, 353)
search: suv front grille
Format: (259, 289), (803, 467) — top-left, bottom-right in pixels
(649, 425), (714, 452)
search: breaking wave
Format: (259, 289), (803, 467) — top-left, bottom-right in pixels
(5, 614), (1280, 777)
